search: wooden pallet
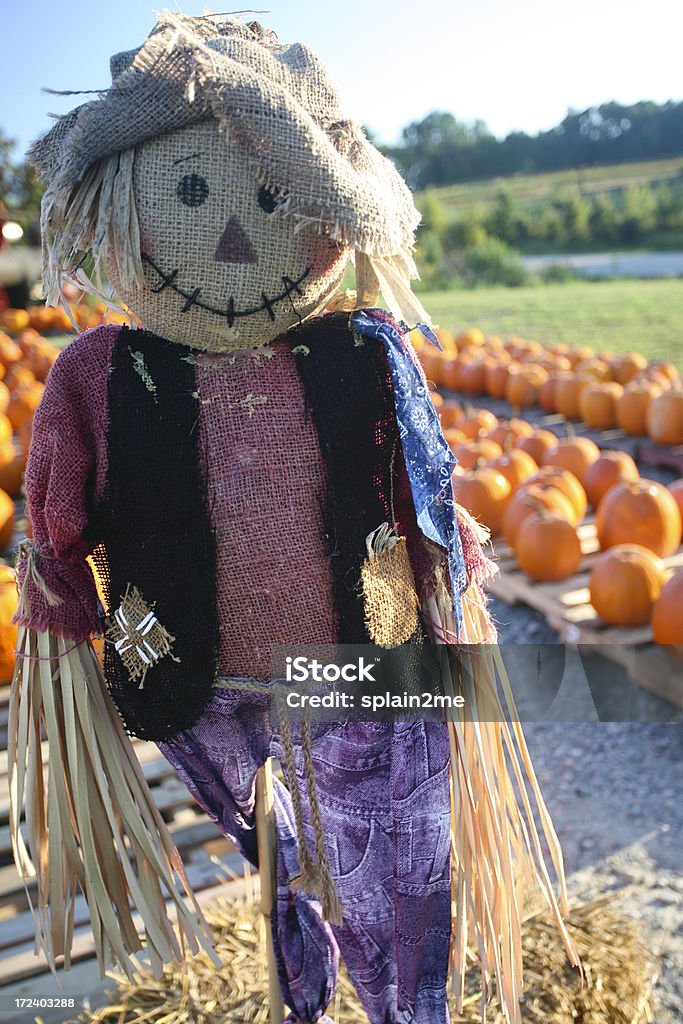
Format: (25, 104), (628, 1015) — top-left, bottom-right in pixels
(486, 521), (683, 708)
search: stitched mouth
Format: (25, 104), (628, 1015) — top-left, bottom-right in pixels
(142, 253), (311, 327)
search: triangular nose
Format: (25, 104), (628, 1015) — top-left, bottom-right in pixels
(214, 216), (258, 264)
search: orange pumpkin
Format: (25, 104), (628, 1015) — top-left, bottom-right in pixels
(544, 435), (600, 485)
(451, 438), (503, 470)
(669, 480), (683, 543)
(553, 374), (589, 420)
(0, 308), (30, 334)
(453, 466), (511, 537)
(419, 348), (443, 388)
(502, 485), (576, 547)
(524, 466), (587, 523)
(485, 360), (514, 400)
(0, 443), (23, 497)
(459, 409), (499, 440)
(505, 365), (548, 408)
(578, 381), (624, 430)
(488, 448), (538, 492)
(0, 488), (16, 551)
(566, 346), (595, 369)
(596, 479), (681, 557)
(582, 450), (639, 509)
(652, 571), (683, 644)
(514, 508), (582, 581)
(514, 428), (558, 466)
(456, 327), (485, 348)
(616, 382), (661, 436)
(647, 390), (683, 446)
(538, 375), (559, 412)
(614, 352), (648, 386)
(458, 356), (488, 396)
(0, 565), (18, 682)
(589, 545), (666, 625)
(7, 382), (45, 432)
(488, 417), (534, 449)
(439, 401), (464, 430)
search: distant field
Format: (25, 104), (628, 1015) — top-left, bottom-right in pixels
(418, 278), (683, 365)
(422, 156), (683, 219)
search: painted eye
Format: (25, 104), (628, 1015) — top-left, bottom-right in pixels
(177, 174), (209, 207)
(257, 185), (285, 214)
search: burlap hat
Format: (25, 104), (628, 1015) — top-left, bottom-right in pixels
(30, 10), (429, 327)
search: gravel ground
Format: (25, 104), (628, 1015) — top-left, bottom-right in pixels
(488, 592), (683, 1022)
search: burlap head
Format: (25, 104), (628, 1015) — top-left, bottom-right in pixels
(105, 121), (349, 350)
(30, 10), (431, 344)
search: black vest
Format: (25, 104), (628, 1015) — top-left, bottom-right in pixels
(87, 313), (412, 740)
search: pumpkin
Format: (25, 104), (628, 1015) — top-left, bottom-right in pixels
(419, 348), (443, 388)
(0, 565), (19, 682)
(566, 346), (595, 369)
(514, 428), (558, 466)
(0, 381), (9, 416)
(614, 352), (648, 386)
(647, 390), (683, 446)
(7, 382), (45, 432)
(488, 448), (538, 492)
(652, 571), (683, 644)
(453, 466), (511, 537)
(616, 382), (661, 436)
(451, 437), (503, 470)
(574, 357), (612, 381)
(456, 327), (485, 348)
(505, 365), (548, 408)
(440, 357), (461, 391)
(524, 466), (587, 522)
(458, 355), (488, 396)
(502, 484), (576, 546)
(439, 401), (464, 430)
(514, 507), (582, 582)
(429, 390), (444, 412)
(650, 361), (680, 386)
(596, 479), (681, 557)
(485, 360), (514, 400)
(554, 374), (590, 420)
(0, 442), (23, 497)
(538, 375), (559, 412)
(669, 480), (683, 542)
(578, 381), (624, 430)
(0, 487), (16, 551)
(0, 308), (31, 334)
(589, 545), (666, 625)
(582, 450), (639, 509)
(544, 435), (600, 484)
(488, 417), (534, 448)
(459, 408), (499, 440)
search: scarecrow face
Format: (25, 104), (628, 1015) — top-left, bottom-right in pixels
(106, 121), (349, 351)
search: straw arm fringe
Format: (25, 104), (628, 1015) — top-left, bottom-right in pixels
(8, 625), (221, 981)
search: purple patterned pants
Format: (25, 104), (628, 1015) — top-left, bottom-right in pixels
(157, 688), (452, 1024)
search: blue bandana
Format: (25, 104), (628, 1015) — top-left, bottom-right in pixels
(351, 309), (467, 634)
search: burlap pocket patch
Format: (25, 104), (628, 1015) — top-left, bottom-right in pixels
(361, 527), (419, 648)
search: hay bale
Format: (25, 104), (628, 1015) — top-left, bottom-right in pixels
(65, 888), (656, 1024)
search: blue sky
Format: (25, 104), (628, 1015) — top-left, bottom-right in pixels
(2, 0), (681, 160)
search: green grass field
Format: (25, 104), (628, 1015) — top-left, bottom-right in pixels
(423, 156), (683, 220)
(418, 278), (683, 365)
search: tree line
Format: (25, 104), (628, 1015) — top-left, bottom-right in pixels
(384, 101), (683, 190)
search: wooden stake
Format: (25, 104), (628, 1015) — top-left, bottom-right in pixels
(255, 758), (284, 1024)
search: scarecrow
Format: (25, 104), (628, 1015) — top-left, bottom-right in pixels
(9, 13), (579, 1024)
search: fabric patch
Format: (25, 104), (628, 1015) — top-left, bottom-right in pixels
(106, 583), (177, 687)
(361, 529), (419, 649)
